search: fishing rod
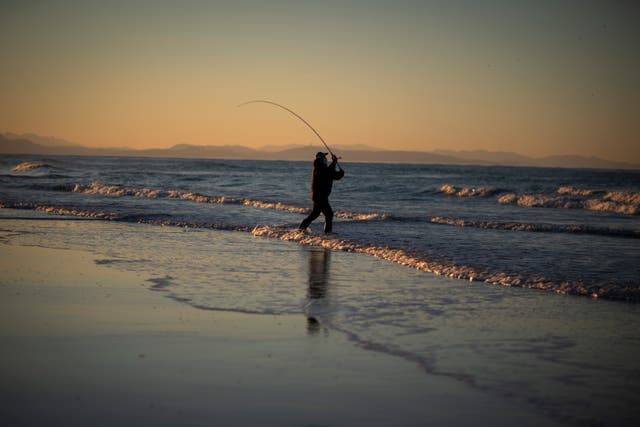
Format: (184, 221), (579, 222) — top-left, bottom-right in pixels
(237, 100), (341, 166)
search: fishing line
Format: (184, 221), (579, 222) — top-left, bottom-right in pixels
(237, 100), (340, 162)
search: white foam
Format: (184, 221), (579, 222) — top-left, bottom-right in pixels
(2, 201), (637, 301)
(69, 182), (393, 220)
(72, 182), (301, 211)
(437, 183), (640, 215)
(583, 198), (639, 215)
(335, 212), (389, 221)
(557, 186), (598, 197)
(0, 201), (117, 220)
(11, 161), (51, 172)
(498, 187), (640, 215)
(438, 184), (503, 198)
(71, 183), (228, 203)
(496, 193), (517, 204)
(242, 199), (307, 214)
(602, 190), (640, 204)
(509, 194), (582, 209)
(251, 225), (632, 300)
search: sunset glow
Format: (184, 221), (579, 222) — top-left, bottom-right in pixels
(1, 1), (638, 162)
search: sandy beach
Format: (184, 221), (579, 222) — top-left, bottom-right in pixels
(0, 215), (572, 427)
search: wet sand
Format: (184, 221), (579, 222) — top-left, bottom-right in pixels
(0, 228), (560, 426)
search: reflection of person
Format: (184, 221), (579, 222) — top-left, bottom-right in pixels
(306, 247), (331, 335)
(299, 152), (344, 234)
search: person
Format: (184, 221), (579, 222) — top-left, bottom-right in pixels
(298, 152), (344, 233)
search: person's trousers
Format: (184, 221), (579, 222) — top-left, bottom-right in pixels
(299, 200), (333, 233)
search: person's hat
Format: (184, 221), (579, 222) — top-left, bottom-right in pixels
(315, 152), (328, 158)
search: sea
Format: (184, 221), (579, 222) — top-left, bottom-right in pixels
(2, 155), (639, 300)
(1, 154), (640, 425)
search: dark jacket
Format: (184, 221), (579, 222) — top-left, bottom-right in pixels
(311, 158), (344, 202)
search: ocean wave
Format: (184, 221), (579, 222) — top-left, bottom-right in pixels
(335, 212), (390, 221)
(70, 182), (306, 213)
(69, 182), (387, 220)
(251, 225), (640, 302)
(0, 201), (118, 220)
(498, 186), (640, 215)
(430, 217), (640, 239)
(72, 182), (230, 202)
(11, 161), (52, 172)
(241, 199), (307, 214)
(437, 184), (505, 198)
(435, 183), (640, 215)
(0, 201), (255, 230)
(556, 186), (603, 197)
(2, 200), (638, 301)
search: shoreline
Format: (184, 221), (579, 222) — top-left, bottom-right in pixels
(0, 218), (562, 426)
(3, 205), (637, 303)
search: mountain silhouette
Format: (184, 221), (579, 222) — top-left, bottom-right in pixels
(1, 133), (637, 170)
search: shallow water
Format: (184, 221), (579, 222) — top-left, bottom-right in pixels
(1, 155), (639, 300)
(2, 214), (639, 426)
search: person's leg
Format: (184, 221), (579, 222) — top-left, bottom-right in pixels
(322, 202), (333, 233)
(299, 203), (321, 230)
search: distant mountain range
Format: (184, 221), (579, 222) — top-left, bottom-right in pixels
(1, 133), (638, 170)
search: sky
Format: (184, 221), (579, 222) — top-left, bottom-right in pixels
(1, 0), (638, 162)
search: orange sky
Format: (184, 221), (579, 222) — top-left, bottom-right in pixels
(1, 1), (638, 162)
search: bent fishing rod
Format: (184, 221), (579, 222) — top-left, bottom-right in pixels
(237, 100), (341, 167)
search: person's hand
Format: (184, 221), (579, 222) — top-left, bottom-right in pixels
(331, 154), (338, 162)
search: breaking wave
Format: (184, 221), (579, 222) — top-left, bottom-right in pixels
(435, 182), (640, 215)
(0, 201), (119, 220)
(251, 225), (640, 302)
(556, 186), (602, 197)
(69, 182), (385, 221)
(0, 201), (255, 230)
(437, 184), (505, 198)
(72, 182), (245, 205)
(430, 217), (640, 239)
(336, 212), (390, 221)
(498, 187), (640, 215)
(11, 161), (52, 172)
(2, 200), (638, 302)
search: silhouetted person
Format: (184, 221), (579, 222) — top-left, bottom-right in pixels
(299, 152), (344, 233)
(305, 247), (331, 334)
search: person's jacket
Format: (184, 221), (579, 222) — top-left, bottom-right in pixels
(311, 158), (344, 202)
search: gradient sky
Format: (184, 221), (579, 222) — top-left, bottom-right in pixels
(1, 1), (638, 161)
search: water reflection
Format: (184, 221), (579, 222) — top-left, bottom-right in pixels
(305, 247), (331, 335)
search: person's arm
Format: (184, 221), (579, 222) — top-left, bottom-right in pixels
(330, 155), (344, 180)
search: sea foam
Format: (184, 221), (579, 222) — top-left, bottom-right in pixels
(498, 186), (640, 215)
(435, 182), (640, 215)
(2, 199), (638, 301)
(0, 201), (118, 220)
(11, 161), (52, 172)
(70, 182), (385, 220)
(251, 225), (639, 302)
(438, 184), (504, 198)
